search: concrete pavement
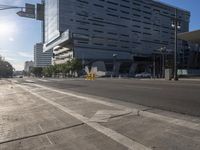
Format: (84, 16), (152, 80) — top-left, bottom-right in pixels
(17, 77), (200, 117)
(0, 79), (200, 149)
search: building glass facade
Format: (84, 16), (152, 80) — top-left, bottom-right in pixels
(44, 0), (190, 73)
(45, 0), (60, 44)
(34, 43), (53, 67)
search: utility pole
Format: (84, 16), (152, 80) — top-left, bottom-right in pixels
(174, 9), (178, 80)
(153, 54), (156, 79)
(162, 51), (165, 78)
(172, 9), (181, 81)
(112, 54), (118, 77)
(156, 46), (166, 78)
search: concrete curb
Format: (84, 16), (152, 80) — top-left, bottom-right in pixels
(22, 83), (200, 132)
(138, 110), (200, 131)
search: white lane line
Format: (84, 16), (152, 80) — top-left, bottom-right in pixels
(18, 84), (151, 150)
(25, 83), (134, 112)
(127, 85), (162, 90)
(114, 84), (162, 90)
(25, 80), (35, 83)
(22, 83), (200, 132)
(37, 79), (48, 82)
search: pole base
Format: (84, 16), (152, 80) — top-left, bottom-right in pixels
(173, 77), (179, 81)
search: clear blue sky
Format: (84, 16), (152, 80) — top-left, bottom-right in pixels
(0, 0), (199, 70)
(159, 0), (200, 31)
(0, 0), (41, 70)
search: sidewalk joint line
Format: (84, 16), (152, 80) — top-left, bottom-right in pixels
(17, 84), (152, 150)
(0, 123), (84, 145)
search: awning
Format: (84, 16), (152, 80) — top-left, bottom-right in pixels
(178, 30), (200, 44)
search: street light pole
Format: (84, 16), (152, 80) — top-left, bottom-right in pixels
(162, 51), (165, 78)
(172, 9), (180, 81)
(112, 54), (118, 77)
(156, 46), (166, 78)
(161, 46), (166, 78)
(153, 54), (156, 79)
(174, 9), (178, 80)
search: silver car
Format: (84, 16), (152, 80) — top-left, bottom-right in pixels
(135, 72), (151, 78)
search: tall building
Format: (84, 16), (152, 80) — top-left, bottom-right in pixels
(44, 0), (190, 74)
(24, 61), (34, 72)
(34, 43), (52, 67)
(178, 30), (200, 69)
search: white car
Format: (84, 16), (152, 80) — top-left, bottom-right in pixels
(135, 72), (151, 78)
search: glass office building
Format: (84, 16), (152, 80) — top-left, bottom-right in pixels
(34, 43), (53, 67)
(44, 0), (190, 74)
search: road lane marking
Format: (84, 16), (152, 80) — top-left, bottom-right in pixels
(21, 83), (200, 132)
(24, 83), (134, 112)
(18, 84), (151, 150)
(126, 85), (162, 90)
(24, 80), (35, 83)
(37, 79), (48, 82)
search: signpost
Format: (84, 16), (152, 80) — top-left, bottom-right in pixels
(17, 3), (35, 19)
(36, 3), (44, 21)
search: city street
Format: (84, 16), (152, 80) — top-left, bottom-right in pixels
(17, 78), (200, 117)
(0, 0), (200, 149)
(0, 78), (200, 150)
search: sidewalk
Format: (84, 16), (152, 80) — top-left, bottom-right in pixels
(179, 78), (200, 81)
(0, 80), (200, 150)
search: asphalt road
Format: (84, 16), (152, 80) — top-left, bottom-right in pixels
(17, 78), (200, 117)
(2, 79), (200, 150)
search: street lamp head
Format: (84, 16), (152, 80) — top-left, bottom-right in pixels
(177, 22), (181, 29)
(113, 54), (118, 57)
(171, 20), (175, 28)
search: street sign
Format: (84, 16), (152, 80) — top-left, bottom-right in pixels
(17, 11), (35, 19)
(26, 4), (35, 14)
(36, 3), (44, 21)
(16, 3), (35, 19)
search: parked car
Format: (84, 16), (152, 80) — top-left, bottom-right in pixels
(135, 72), (151, 78)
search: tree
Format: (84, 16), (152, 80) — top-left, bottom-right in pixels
(0, 57), (14, 78)
(62, 62), (70, 75)
(43, 65), (54, 77)
(70, 59), (82, 76)
(42, 59), (82, 78)
(30, 67), (43, 77)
